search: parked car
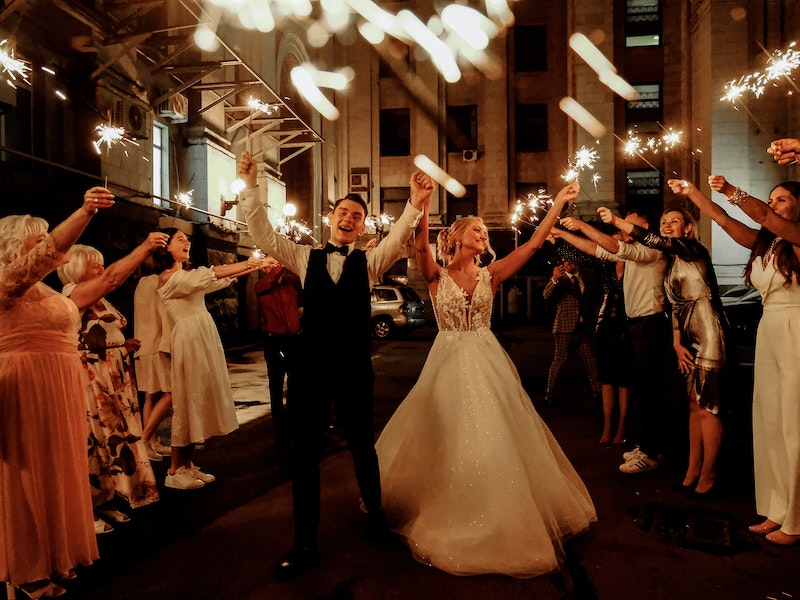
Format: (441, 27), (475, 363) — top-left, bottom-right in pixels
(370, 285), (426, 339)
(720, 284), (762, 341)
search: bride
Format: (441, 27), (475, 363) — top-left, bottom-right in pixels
(376, 181), (596, 578)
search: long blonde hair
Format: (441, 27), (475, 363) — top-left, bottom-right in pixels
(0, 214), (49, 267)
(436, 216), (496, 266)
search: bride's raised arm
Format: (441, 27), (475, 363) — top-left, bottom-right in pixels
(489, 182), (579, 287)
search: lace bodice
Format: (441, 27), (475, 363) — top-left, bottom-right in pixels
(434, 267), (493, 332)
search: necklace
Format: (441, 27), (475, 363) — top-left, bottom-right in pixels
(762, 236), (783, 269)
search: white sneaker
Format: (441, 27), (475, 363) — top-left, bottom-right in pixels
(150, 440), (171, 456)
(619, 452), (659, 473)
(622, 446), (642, 462)
(165, 466), (205, 490)
(188, 463), (216, 484)
(146, 443), (163, 462)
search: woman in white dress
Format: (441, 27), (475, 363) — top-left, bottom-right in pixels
(376, 182), (597, 578)
(153, 228), (264, 490)
(668, 176), (800, 546)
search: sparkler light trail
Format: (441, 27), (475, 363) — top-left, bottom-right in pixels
(92, 123), (139, 155)
(511, 189), (553, 230)
(562, 146), (599, 183)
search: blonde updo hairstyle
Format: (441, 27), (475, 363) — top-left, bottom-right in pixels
(57, 244), (104, 285)
(0, 214), (50, 267)
(436, 216), (495, 266)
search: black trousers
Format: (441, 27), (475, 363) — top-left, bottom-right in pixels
(262, 332), (300, 436)
(625, 313), (672, 458)
(285, 358), (379, 548)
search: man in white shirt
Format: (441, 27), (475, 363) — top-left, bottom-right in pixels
(553, 209), (672, 474)
(237, 150), (434, 580)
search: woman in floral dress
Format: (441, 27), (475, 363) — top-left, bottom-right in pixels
(59, 237), (167, 527)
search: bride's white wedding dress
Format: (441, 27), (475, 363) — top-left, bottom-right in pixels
(376, 267), (596, 577)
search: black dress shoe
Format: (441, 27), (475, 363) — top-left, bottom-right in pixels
(274, 545), (318, 581)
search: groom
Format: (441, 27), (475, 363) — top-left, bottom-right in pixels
(237, 151), (434, 580)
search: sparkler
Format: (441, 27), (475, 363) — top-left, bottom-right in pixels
(365, 213), (396, 238)
(252, 247), (265, 259)
(276, 216), (314, 243)
(247, 98), (281, 116)
(615, 131), (665, 178)
(511, 189), (554, 231)
(0, 40), (31, 87)
(562, 146), (599, 183)
(92, 123), (139, 155)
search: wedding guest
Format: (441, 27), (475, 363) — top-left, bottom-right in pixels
(237, 149), (433, 580)
(767, 137), (800, 166)
(254, 256), (302, 441)
(376, 181), (596, 577)
(557, 211), (672, 474)
(58, 237), (167, 530)
(0, 187), (113, 598)
(134, 265), (173, 461)
(542, 258), (602, 406)
(599, 205), (728, 497)
(153, 228), (264, 490)
(669, 176), (800, 544)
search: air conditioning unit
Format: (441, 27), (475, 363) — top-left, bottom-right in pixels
(112, 100), (150, 139)
(157, 92), (188, 123)
(462, 149), (478, 163)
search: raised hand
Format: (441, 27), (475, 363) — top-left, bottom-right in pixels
(707, 175), (731, 194)
(551, 262), (566, 281)
(237, 150), (258, 189)
(559, 216), (583, 231)
(667, 179), (696, 196)
(81, 187), (115, 215)
(597, 206), (615, 225)
(143, 231), (169, 251)
(409, 171), (435, 209)
(554, 182), (580, 205)
(767, 138), (800, 166)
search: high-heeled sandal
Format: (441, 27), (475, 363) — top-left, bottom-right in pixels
(598, 436), (611, 444)
(748, 519), (781, 535)
(14, 581), (66, 599)
(765, 530), (800, 546)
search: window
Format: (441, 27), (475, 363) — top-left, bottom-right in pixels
(446, 104), (477, 152)
(626, 169), (661, 212)
(447, 185), (478, 224)
(152, 122), (168, 207)
(515, 104), (548, 152)
(626, 83), (662, 133)
(379, 108), (410, 156)
(626, 0), (661, 48)
(515, 25), (547, 72)
(381, 186), (411, 224)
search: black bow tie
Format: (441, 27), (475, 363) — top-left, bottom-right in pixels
(324, 243), (348, 256)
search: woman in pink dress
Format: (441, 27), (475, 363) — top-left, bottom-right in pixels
(0, 188), (114, 599)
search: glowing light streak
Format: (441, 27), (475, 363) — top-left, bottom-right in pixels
(441, 5), (497, 50)
(568, 33), (616, 77)
(598, 70), (639, 101)
(562, 146), (599, 183)
(291, 65), (340, 120)
(54, 90), (67, 101)
(592, 173), (601, 192)
(559, 97), (607, 138)
(397, 10), (461, 83)
(92, 123), (138, 154)
(484, 0), (514, 27)
(276, 217), (313, 243)
(413, 154), (466, 197)
(252, 247), (265, 259)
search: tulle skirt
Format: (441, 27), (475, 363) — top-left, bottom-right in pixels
(376, 328), (596, 577)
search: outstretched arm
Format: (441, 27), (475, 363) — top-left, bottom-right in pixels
(708, 175), (800, 246)
(549, 226), (599, 257)
(488, 182), (579, 287)
(559, 215), (622, 254)
(68, 232), (168, 309)
(667, 178), (758, 249)
(413, 197), (438, 285)
(213, 257), (268, 279)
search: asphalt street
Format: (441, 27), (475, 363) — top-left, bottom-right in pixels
(8, 323), (798, 600)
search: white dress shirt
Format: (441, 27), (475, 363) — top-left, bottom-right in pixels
(595, 241), (667, 318)
(240, 187), (422, 288)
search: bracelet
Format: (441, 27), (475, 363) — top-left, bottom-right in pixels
(726, 187), (748, 206)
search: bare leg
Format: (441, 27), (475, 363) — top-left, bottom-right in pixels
(613, 386), (629, 444)
(142, 392), (154, 439)
(169, 444), (194, 474)
(683, 399), (704, 487)
(695, 410), (723, 493)
(600, 383), (614, 442)
(142, 392), (172, 443)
